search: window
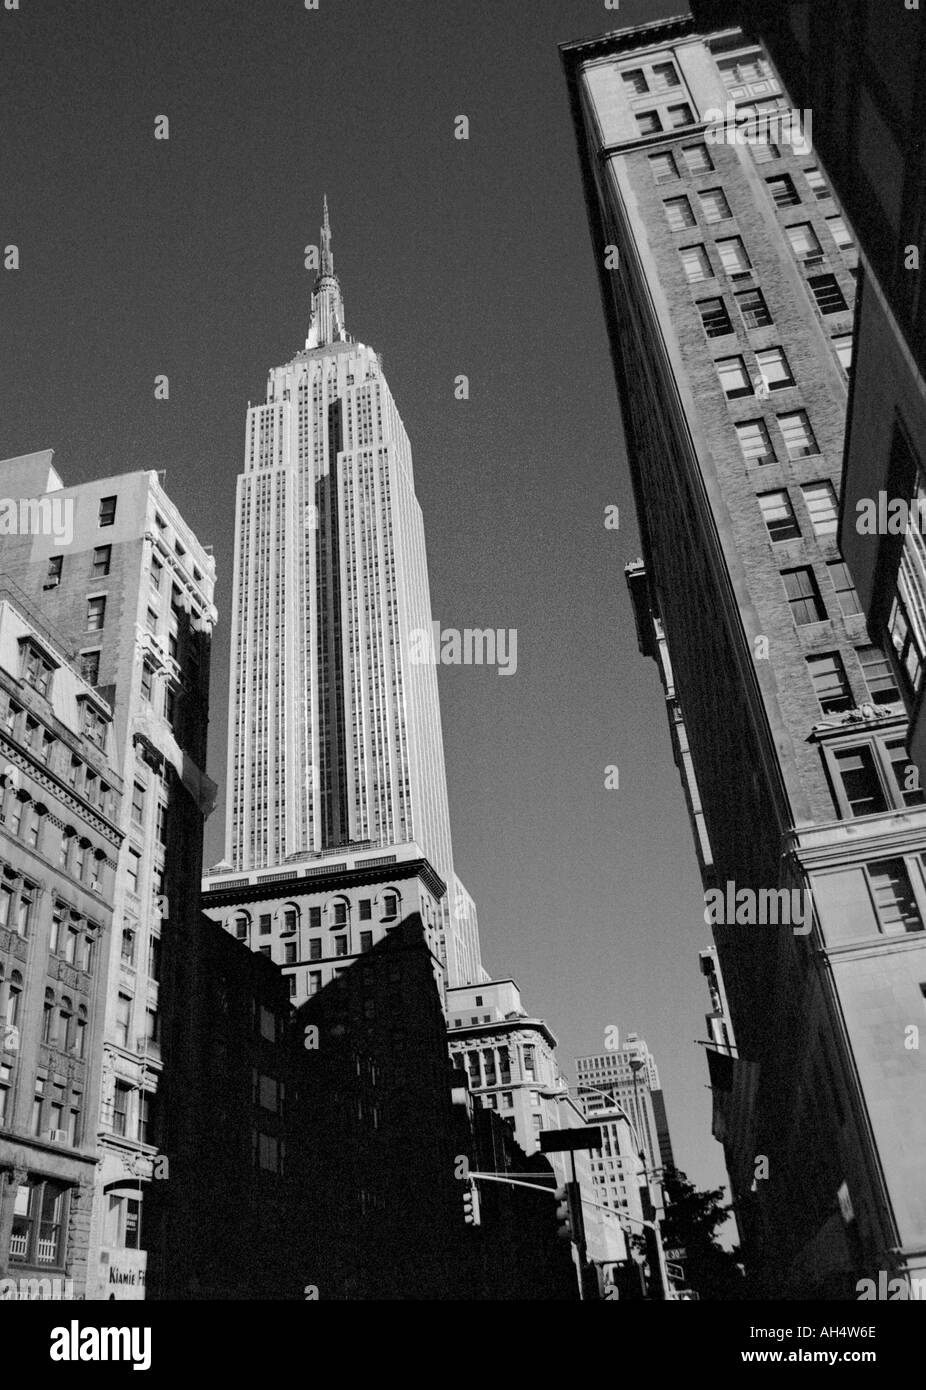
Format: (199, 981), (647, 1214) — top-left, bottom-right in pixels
(131, 782), (146, 826)
(803, 166), (830, 199)
(717, 356), (752, 399)
(779, 410), (819, 458)
(44, 556), (63, 589)
(8, 971), (23, 1028)
(58, 998), (73, 1053)
(889, 593), (925, 694)
(382, 892), (399, 919)
(621, 68), (648, 95)
(808, 653), (853, 714)
(22, 646), (54, 697)
(698, 188), (732, 222)
(91, 545), (111, 577)
(113, 1081), (131, 1137)
(74, 1007), (87, 1060)
(808, 274), (848, 315)
(786, 222), (823, 261)
(887, 738), (926, 807)
(716, 236), (751, 275)
(148, 935), (162, 981)
(828, 561), (861, 616)
(43, 989), (55, 1044)
(86, 597), (106, 631)
(14, 884), (34, 938)
(734, 286), (772, 328)
(681, 143), (713, 174)
(81, 703), (106, 748)
(79, 651), (100, 685)
(648, 151), (678, 182)
(826, 215), (853, 249)
(127, 848), (141, 894)
(257, 1133), (280, 1173)
(259, 1006), (276, 1042)
(334, 936), (348, 957)
(766, 172), (801, 208)
(359, 899), (372, 920)
(664, 196), (695, 231)
(308, 938), (321, 960)
(523, 1045), (536, 1079)
(145, 607), (158, 636)
(756, 347), (794, 391)
(146, 1007), (160, 1045)
(309, 905), (321, 929)
(801, 481), (838, 535)
(758, 490), (800, 541)
(98, 496), (117, 527)
(282, 907), (298, 933)
(259, 913), (272, 935)
(696, 297), (733, 338)
(680, 244), (712, 282)
(140, 661), (153, 703)
(284, 941), (296, 964)
(121, 926), (136, 964)
(360, 931), (373, 953)
(10, 1179), (68, 1267)
(668, 103), (695, 128)
(650, 62), (680, 92)
(782, 567), (826, 625)
(735, 418), (776, 464)
(635, 111), (662, 135)
(858, 644), (901, 705)
(870, 860), (923, 933)
(235, 912), (249, 941)
(751, 139), (779, 164)
(115, 994), (132, 1048)
(832, 334), (853, 371)
(308, 971), (322, 996)
(151, 556), (163, 591)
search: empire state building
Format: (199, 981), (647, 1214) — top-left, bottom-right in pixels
(222, 201), (483, 986)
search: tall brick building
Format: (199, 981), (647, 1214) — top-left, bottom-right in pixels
(563, 15), (926, 1295)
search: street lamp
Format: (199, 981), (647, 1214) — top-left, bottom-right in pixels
(538, 1083), (673, 1300)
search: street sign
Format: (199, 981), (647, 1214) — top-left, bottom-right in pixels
(539, 1126), (603, 1153)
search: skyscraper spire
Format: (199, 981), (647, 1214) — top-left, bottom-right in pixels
(306, 195), (347, 350)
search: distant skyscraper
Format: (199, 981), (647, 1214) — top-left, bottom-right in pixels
(221, 202), (482, 988)
(576, 1035), (674, 1176)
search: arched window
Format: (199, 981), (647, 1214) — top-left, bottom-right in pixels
(235, 912), (250, 941)
(282, 905), (299, 934)
(331, 898), (350, 928)
(59, 997), (73, 1051)
(42, 988), (55, 1044)
(8, 971), (23, 1028)
(381, 889), (400, 921)
(75, 1005), (88, 1059)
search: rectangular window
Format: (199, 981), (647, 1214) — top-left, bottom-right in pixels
(808, 273), (848, 315)
(99, 496), (117, 527)
(803, 166), (830, 199)
(309, 905), (321, 929)
(79, 651), (100, 685)
(308, 971), (322, 996)
(140, 661), (153, 703)
(360, 931), (373, 953)
(756, 346), (794, 391)
(681, 143), (713, 174)
(145, 607), (158, 635)
(635, 111), (662, 135)
(10, 1179), (68, 1268)
(359, 899), (372, 920)
(131, 782), (146, 826)
(828, 561), (862, 616)
(698, 187), (732, 222)
(334, 936), (348, 957)
(283, 941), (296, 964)
(679, 244), (712, 282)
(86, 597), (106, 631)
(151, 556), (163, 591)
(22, 647), (54, 697)
(648, 151), (678, 182)
(735, 418), (776, 464)
(717, 355), (753, 399)
(668, 103), (695, 128)
(127, 848), (141, 894)
(734, 286), (772, 328)
(782, 566), (826, 625)
(758, 490), (800, 541)
(807, 653), (853, 713)
(650, 62), (680, 92)
(887, 738), (926, 807)
(259, 913), (271, 935)
(621, 68), (648, 95)
(857, 644), (901, 705)
(44, 555), (63, 589)
(766, 173), (800, 207)
(779, 410), (819, 458)
(801, 481), (839, 534)
(715, 236), (751, 275)
(664, 196), (695, 231)
(91, 545), (111, 577)
(869, 859), (923, 933)
(308, 938), (321, 960)
(696, 297), (733, 338)
(751, 139), (779, 164)
(115, 994), (132, 1048)
(786, 222), (823, 261)
(148, 934), (162, 981)
(113, 1081), (131, 1137)
(826, 215), (853, 249)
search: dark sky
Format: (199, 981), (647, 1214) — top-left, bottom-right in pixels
(0, 0), (730, 1196)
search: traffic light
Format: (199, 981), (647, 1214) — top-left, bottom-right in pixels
(554, 1183), (576, 1241)
(462, 1180), (481, 1226)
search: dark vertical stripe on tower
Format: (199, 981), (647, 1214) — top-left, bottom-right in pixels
(316, 396), (349, 846)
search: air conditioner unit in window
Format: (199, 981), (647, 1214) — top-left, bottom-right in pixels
(47, 1129), (69, 1144)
